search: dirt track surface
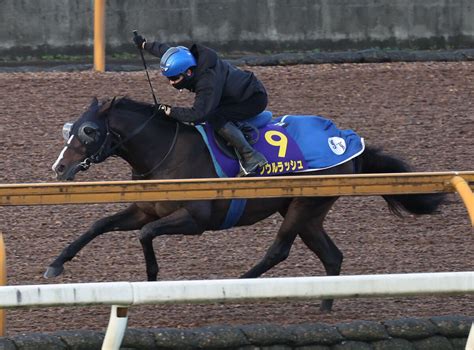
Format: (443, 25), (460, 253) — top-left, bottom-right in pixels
(0, 62), (472, 335)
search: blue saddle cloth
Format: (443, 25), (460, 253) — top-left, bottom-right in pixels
(196, 113), (365, 178)
(273, 115), (365, 171)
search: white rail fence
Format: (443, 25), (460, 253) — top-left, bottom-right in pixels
(1, 272), (473, 349)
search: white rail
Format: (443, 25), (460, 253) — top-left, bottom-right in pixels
(1, 272), (473, 308)
(1, 272), (473, 349)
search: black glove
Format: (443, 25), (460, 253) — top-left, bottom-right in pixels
(133, 34), (146, 49)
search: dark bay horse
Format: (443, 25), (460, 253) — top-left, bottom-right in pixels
(49, 97), (444, 311)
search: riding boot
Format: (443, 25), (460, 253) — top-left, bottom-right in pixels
(218, 122), (268, 176)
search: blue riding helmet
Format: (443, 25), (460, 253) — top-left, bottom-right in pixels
(160, 46), (197, 78)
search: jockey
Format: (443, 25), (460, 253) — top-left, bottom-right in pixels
(133, 34), (268, 176)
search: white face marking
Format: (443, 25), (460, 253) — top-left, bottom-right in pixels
(52, 135), (74, 172)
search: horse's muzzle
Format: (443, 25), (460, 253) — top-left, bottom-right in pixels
(53, 163), (80, 181)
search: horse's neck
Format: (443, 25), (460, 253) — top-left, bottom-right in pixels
(110, 109), (210, 178)
(109, 108), (169, 172)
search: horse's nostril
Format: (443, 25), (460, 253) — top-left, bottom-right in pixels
(56, 164), (65, 173)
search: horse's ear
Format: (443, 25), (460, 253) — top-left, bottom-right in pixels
(98, 96), (117, 115)
(90, 97), (99, 108)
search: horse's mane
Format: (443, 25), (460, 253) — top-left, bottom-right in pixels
(113, 97), (155, 115)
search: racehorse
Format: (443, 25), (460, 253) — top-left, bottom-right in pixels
(48, 97), (444, 312)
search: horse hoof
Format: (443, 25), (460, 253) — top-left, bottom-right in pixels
(44, 266), (64, 278)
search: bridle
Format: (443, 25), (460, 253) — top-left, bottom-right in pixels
(78, 105), (180, 177)
(61, 136), (96, 174)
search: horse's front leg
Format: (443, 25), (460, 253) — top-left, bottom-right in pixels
(139, 207), (205, 281)
(44, 204), (155, 278)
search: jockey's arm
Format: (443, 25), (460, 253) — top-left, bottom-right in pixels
(169, 71), (223, 123)
(143, 41), (171, 58)
(169, 88), (216, 122)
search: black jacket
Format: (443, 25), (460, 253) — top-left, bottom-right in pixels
(144, 41), (266, 123)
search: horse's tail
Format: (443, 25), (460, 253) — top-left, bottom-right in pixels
(357, 146), (445, 216)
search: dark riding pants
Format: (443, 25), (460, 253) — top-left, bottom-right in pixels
(207, 92), (268, 131)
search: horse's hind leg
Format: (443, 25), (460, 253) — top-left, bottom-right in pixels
(240, 228), (297, 278)
(240, 198), (314, 279)
(44, 204), (155, 278)
(298, 198), (342, 312)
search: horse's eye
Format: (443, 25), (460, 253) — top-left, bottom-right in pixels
(62, 122), (74, 141)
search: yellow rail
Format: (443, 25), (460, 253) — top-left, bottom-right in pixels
(0, 172), (473, 225)
(450, 176), (474, 226)
(0, 171), (471, 200)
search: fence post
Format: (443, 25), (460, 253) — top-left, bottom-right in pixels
(466, 323), (474, 350)
(0, 233), (6, 336)
(101, 305), (129, 350)
(94, 0), (106, 72)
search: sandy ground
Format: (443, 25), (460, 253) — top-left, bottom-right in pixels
(0, 61), (472, 335)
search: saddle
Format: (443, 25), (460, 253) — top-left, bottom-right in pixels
(212, 111), (273, 159)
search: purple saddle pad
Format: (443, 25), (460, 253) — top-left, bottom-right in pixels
(198, 122), (308, 177)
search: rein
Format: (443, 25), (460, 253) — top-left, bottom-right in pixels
(132, 120), (180, 179)
(81, 106), (180, 178)
(98, 107), (160, 160)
